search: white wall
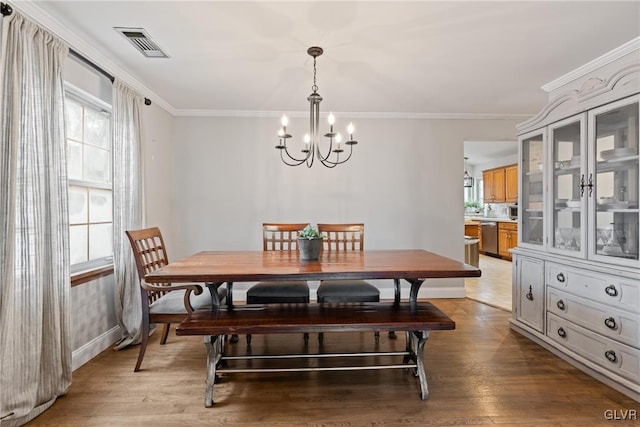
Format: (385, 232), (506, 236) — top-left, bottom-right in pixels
(170, 115), (520, 299)
(141, 104), (177, 250)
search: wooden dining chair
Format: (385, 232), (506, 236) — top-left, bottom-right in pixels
(316, 223), (395, 342)
(126, 227), (227, 371)
(244, 223), (311, 344)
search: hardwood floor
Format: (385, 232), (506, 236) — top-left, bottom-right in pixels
(27, 299), (639, 426)
(465, 254), (512, 312)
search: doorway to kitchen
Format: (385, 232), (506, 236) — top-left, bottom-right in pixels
(464, 140), (518, 312)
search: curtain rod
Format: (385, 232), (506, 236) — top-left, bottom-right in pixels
(1, 2), (150, 105)
(69, 50), (151, 106)
(1, 2), (13, 16)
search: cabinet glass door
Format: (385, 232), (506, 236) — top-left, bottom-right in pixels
(550, 115), (586, 256)
(590, 97), (639, 266)
(519, 131), (544, 247)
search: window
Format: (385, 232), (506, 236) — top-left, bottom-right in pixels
(64, 85), (113, 273)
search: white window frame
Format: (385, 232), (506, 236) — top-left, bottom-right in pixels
(64, 82), (113, 275)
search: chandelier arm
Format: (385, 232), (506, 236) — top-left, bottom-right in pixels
(280, 139), (312, 164)
(280, 141), (311, 166)
(316, 137), (334, 162)
(280, 149), (308, 167)
(319, 144), (354, 167)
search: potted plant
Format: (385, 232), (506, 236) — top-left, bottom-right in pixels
(464, 200), (482, 214)
(298, 224), (325, 260)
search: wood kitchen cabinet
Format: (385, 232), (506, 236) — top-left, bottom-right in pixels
(505, 164), (518, 203)
(464, 222), (479, 237)
(498, 222), (518, 260)
(483, 167), (506, 202)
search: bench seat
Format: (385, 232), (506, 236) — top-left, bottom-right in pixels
(176, 302), (455, 407)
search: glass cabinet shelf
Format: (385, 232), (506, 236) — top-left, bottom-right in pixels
(596, 155), (638, 172)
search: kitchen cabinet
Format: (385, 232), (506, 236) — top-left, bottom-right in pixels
(464, 222), (480, 237)
(483, 167), (506, 202)
(505, 164), (519, 203)
(483, 164), (517, 203)
(498, 222), (518, 260)
(511, 47), (640, 401)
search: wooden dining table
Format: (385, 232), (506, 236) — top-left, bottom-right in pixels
(143, 249), (482, 306)
(144, 248), (481, 405)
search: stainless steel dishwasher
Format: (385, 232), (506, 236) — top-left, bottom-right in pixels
(481, 221), (498, 256)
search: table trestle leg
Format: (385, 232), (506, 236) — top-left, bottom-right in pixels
(203, 334), (224, 407)
(408, 330), (430, 399)
(403, 330), (430, 400)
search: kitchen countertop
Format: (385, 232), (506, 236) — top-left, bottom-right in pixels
(465, 216), (518, 224)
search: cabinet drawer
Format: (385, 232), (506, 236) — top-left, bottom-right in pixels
(547, 313), (640, 383)
(546, 262), (640, 314)
(499, 222), (518, 231)
(547, 287), (640, 348)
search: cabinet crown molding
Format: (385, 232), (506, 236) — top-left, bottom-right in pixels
(517, 63), (640, 134)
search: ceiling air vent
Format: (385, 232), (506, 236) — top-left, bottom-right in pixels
(114, 27), (169, 58)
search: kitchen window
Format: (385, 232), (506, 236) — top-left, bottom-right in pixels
(64, 85), (113, 279)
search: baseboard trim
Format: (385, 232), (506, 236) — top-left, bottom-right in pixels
(72, 326), (122, 371)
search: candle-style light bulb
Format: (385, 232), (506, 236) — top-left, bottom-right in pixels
(303, 133), (311, 152)
(347, 122), (354, 136)
(327, 113), (335, 126)
(281, 115), (289, 127)
(278, 128), (284, 137)
(335, 133), (342, 149)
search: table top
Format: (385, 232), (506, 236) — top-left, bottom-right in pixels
(144, 249), (481, 283)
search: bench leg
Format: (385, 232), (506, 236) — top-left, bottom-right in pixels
(203, 335), (223, 407)
(408, 330), (430, 400)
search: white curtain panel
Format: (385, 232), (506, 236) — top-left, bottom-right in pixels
(112, 80), (144, 350)
(0, 11), (71, 427)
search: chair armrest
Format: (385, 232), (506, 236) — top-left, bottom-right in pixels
(141, 281), (204, 294)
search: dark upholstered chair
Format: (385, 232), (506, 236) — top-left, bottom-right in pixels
(316, 223), (379, 303)
(244, 223), (311, 343)
(316, 223), (395, 341)
(126, 227), (226, 371)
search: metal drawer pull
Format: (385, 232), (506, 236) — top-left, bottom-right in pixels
(604, 317), (617, 330)
(557, 327), (566, 338)
(605, 285), (618, 297)
(556, 273), (565, 283)
(525, 285), (534, 301)
(605, 350), (617, 363)
(556, 300), (565, 310)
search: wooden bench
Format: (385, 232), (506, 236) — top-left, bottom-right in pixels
(176, 301), (455, 407)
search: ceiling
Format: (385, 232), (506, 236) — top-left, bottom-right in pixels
(464, 140), (517, 166)
(21, 1), (640, 118)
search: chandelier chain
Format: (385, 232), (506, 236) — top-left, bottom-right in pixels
(312, 56), (318, 93)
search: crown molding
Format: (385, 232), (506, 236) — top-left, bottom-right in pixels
(542, 37), (640, 93)
(12, 1), (177, 115)
(174, 109), (532, 120)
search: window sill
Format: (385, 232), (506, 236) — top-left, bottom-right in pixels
(71, 264), (114, 287)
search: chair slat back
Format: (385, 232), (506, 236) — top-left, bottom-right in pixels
(317, 223), (365, 253)
(126, 227), (171, 304)
(263, 223), (309, 252)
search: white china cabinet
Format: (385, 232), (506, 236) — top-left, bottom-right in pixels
(512, 41), (640, 402)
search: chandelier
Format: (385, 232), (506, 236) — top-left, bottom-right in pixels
(276, 46), (358, 168)
(463, 157), (474, 188)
